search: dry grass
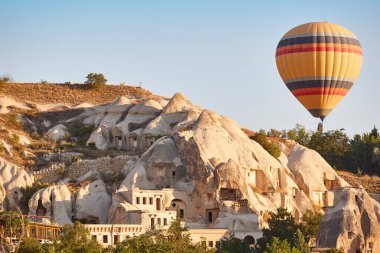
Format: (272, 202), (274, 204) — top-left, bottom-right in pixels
(0, 83), (159, 105)
(337, 170), (380, 193)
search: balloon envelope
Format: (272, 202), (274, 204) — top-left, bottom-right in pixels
(275, 22), (363, 121)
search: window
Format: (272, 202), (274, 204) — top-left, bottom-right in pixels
(103, 235), (108, 243)
(149, 197), (153, 205)
(179, 209), (184, 218)
(208, 211), (213, 222)
(31, 227), (37, 237)
(114, 235), (119, 244)
(136, 197), (140, 204)
(157, 218), (161, 225)
(164, 218), (167, 225)
(151, 218), (155, 227)
(208, 241), (214, 248)
(172, 171), (176, 178)
(143, 197), (147, 204)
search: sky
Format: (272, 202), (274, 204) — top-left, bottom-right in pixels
(1, 0), (380, 136)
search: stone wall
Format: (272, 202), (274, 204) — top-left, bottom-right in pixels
(34, 155), (136, 183)
(67, 155), (134, 179)
(33, 163), (65, 183)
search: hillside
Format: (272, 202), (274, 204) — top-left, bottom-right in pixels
(0, 84), (379, 252)
(0, 83), (159, 105)
(337, 170), (380, 193)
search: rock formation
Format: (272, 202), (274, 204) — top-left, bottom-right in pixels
(0, 90), (378, 252)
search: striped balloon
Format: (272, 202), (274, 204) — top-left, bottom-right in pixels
(275, 22), (363, 121)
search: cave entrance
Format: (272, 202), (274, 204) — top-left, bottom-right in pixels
(220, 188), (241, 201)
(36, 199), (47, 217)
(206, 208), (219, 223)
(244, 235), (255, 245)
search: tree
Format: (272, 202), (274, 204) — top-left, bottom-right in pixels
(114, 218), (213, 253)
(216, 236), (252, 253)
(307, 129), (350, 169)
(299, 210), (322, 243)
(292, 229), (309, 253)
(287, 124), (310, 146)
(250, 133), (281, 158)
(18, 237), (44, 253)
(85, 73), (107, 89)
(0, 74), (13, 84)
(46, 221), (103, 253)
(256, 208), (300, 253)
(264, 237), (301, 253)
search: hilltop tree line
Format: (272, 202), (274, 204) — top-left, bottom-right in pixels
(0, 73), (107, 89)
(264, 124), (380, 175)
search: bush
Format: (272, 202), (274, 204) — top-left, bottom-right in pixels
(10, 133), (20, 145)
(85, 73), (107, 89)
(250, 133), (281, 158)
(18, 237), (44, 253)
(216, 236), (252, 253)
(0, 74), (13, 87)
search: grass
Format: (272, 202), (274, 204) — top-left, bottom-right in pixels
(337, 170), (380, 193)
(1, 82), (159, 105)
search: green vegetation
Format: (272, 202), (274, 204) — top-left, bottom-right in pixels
(18, 221), (103, 253)
(0, 211), (29, 252)
(216, 236), (251, 253)
(299, 210), (323, 243)
(250, 132), (281, 158)
(85, 73), (107, 89)
(264, 237), (302, 253)
(265, 124), (380, 175)
(0, 74), (13, 89)
(255, 208), (323, 253)
(18, 238), (44, 253)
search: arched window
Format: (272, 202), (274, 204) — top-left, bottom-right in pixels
(244, 235), (255, 245)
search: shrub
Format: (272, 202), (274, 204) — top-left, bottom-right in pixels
(0, 74), (13, 87)
(18, 237), (44, 253)
(85, 73), (107, 89)
(250, 133), (281, 158)
(10, 133), (20, 145)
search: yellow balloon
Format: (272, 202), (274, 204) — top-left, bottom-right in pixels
(275, 22), (363, 121)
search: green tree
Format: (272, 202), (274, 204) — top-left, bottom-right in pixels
(85, 73), (107, 89)
(293, 229), (309, 253)
(216, 236), (252, 253)
(287, 124), (310, 146)
(256, 208), (300, 253)
(264, 237), (301, 253)
(299, 210), (322, 243)
(18, 237), (44, 253)
(308, 129), (350, 169)
(114, 218), (213, 253)
(46, 221), (103, 253)
(250, 133), (281, 158)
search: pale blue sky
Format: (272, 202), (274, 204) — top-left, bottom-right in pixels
(1, 0), (379, 136)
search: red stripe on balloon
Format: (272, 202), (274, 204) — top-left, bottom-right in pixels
(291, 88), (349, 96)
(276, 46), (362, 57)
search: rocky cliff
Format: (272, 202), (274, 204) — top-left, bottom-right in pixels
(0, 87), (378, 252)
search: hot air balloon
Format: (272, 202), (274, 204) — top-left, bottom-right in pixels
(275, 22), (363, 126)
